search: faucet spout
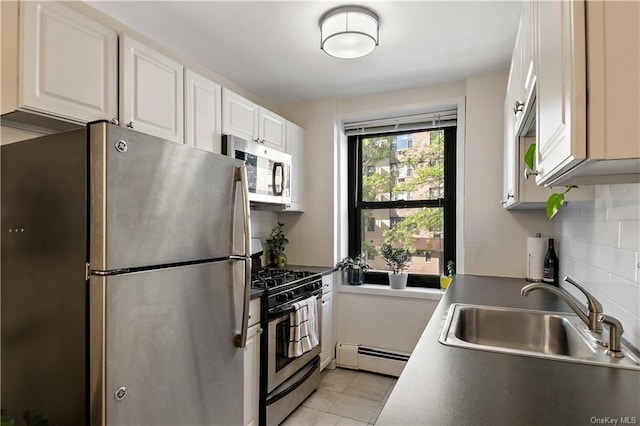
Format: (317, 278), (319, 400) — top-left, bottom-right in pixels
(521, 276), (603, 333)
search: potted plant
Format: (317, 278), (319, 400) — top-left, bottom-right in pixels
(265, 222), (288, 267)
(336, 254), (371, 285)
(380, 243), (411, 289)
(440, 260), (455, 290)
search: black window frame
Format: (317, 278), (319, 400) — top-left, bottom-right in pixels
(347, 126), (457, 288)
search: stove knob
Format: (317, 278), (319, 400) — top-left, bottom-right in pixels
(287, 291), (295, 299)
(304, 283), (314, 291)
(276, 293), (289, 302)
(315, 282), (322, 290)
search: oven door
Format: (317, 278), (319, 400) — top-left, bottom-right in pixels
(267, 296), (321, 393)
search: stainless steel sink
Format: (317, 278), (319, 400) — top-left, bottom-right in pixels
(439, 304), (640, 370)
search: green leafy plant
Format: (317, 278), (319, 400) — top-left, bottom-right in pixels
(379, 244), (411, 274)
(265, 222), (288, 252)
(446, 260), (455, 277)
(336, 254), (371, 271)
(524, 142), (577, 219)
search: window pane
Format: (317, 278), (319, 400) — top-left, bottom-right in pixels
(361, 130), (444, 202)
(361, 207), (444, 275)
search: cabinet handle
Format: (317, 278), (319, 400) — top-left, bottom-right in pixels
(127, 121), (135, 129)
(513, 101), (524, 114)
(110, 118), (119, 126)
(523, 168), (539, 180)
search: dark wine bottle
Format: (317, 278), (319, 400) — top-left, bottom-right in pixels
(542, 238), (559, 286)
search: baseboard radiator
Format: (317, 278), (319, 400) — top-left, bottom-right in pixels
(335, 342), (410, 377)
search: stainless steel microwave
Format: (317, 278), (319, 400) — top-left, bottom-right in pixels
(222, 135), (291, 204)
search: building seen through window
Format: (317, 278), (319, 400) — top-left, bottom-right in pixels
(348, 127), (456, 287)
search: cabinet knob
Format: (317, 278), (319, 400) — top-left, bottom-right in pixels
(257, 328), (263, 334)
(513, 101), (524, 114)
(110, 118), (119, 126)
(127, 121), (135, 129)
(523, 168), (539, 180)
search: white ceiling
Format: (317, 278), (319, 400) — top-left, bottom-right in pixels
(87, 1), (521, 105)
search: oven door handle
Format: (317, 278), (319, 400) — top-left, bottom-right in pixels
(266, 357), (320, 405)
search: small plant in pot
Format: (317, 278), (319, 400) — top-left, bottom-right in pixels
(380, 243), (411, 289)
(266, 222), (288, 267)
(336, 254), (371, 285)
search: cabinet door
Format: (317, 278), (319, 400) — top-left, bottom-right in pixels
(120, 35), (184, 143)
(259, 109), (286, 151)
(184, 69), (222, 154)
(222, 89), (258, 142)
(21, 1), (117, 123)
(243, 323), (261, 426)
(283, 121), (304, 211)
(535, 0), (586, 185)
(502, 94), (517, 208)
(320, 292), (333, 371)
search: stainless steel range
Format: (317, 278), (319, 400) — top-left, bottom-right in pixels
(252, 269), (323, 425)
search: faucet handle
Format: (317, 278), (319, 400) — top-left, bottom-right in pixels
(563, 276), (603, 313)
(597, 313), (625, 358)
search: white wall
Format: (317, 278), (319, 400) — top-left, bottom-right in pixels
(278, 98), (339, 267)
(464, 71), (554, 277)
(555, 184), (640, 349)
(337, 290), (439, 353)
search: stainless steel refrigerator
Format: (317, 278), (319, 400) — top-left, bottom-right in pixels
(1, 122), (252, 425)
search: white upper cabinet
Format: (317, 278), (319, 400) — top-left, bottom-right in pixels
(258, 108), (286, 151)
(222, 88), (286, 151)
(283, 121), (304, 212)
(184, 69), (222, 154)
(534, 0), (639, 186)
(222, 88), (258, 142)
(535, 0), (587, 186)
(2, 1), (117, 124)
(120, 35), (184, 143)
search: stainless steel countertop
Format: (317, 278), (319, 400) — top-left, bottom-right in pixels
(376, 274), (640, 425)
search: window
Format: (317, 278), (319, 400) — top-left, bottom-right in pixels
(347, 127), (456, 288)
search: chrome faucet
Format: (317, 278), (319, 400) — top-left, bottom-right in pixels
(521, 276), (603, 333)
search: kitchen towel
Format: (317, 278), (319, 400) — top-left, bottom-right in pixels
(288, 295), (319, 358)
(527, 236), (547, 281)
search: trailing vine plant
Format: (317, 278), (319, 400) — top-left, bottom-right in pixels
(524, 143), (578, 219)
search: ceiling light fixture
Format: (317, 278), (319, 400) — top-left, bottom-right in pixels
(320, 6), (379, 59)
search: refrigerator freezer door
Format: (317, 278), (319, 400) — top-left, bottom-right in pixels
(89, 122), (247, 272)
(91, 261), (244, 425)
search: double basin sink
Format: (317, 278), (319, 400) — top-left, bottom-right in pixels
(439, 303), (640, 370)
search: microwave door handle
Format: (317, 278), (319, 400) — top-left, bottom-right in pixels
(272, 162), (284, 196)
(233, 165), (251, 349)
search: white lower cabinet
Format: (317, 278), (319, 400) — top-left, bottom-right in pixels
(320, 273), (335, 371)
(243, 299), (261, 426)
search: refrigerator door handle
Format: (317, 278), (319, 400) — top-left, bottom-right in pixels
(234, 165), (252, 349)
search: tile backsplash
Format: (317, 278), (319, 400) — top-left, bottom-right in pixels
(555, 183), (640, 349)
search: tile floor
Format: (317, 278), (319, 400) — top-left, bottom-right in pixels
(281, 368), (397, 426)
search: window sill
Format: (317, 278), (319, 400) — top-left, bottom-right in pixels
(338, 282), (443, 301)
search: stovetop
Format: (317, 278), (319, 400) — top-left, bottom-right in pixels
(251, 268), (318, 290)
(252, 268), (323, 313)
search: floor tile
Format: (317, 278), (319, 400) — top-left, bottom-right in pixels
(281, 406), (326, 426)
(286, 368), (397, 426)
(319, 369), (357, 392)
(327, 394), (380, 423)
(303, 388), (342, 411)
